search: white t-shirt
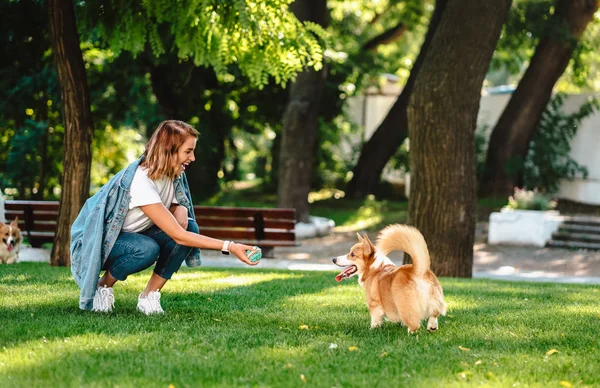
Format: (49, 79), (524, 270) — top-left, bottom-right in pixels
(122, 167), (177, 233)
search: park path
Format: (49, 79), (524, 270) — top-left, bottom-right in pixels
(17, 222), (600, 284)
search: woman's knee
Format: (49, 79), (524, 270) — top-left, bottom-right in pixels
(109, 236), (160, 280)
(187, 218), (199, 234)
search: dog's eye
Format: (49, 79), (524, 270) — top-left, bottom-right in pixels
(350, 253), (355, 257)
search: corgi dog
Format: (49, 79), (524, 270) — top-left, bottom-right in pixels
(0, 217), (22, 264)
(333, 224), (447, 333)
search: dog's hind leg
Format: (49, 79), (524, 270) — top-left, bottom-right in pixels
(369, 305), (385, 329)
(427, 315), (439, 332)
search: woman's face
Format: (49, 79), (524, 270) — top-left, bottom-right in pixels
(175, 136), (197, 176)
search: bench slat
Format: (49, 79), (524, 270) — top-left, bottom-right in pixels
(233, 240), (298, 248)
(199, 228), (296, 241)
(6, 211), (59, 222)
(5, 201), (60, 210)
(196, 216), (295, 230)
(195, 206), (295, 220)
(15, 222), (56, 232)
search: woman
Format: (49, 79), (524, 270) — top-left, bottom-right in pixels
(70, 120), (257, 315)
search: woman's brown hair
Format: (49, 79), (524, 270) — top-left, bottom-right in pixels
(141, 120), (199, 180)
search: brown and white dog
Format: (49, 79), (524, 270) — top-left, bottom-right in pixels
(0, 217), (22, 264)
(333, 224), (447, 333)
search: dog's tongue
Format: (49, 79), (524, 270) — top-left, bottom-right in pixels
(7, 244), (13, 252)
(335, 265), (357, 282)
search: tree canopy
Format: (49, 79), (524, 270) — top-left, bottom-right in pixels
(77, 0), (327, 87)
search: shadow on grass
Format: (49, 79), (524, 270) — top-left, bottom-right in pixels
(2, 264), (600, 386)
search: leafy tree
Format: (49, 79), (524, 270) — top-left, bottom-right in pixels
(479, 0), (599, 198)
(277, 0), (330, 222)
(523, 93), (599, 193)
(407, 0), (511, 278)
(345, 0), (437, 198)
(48, 0), (95, 266)
(0, 0), (63, 200)
(77, 0), (326, 89)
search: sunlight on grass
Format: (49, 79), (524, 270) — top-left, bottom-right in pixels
(307, 188), (345, 203)
(212, 273), (298, 287)
(284, 285), (363, 308)
(1, 265), (599, 387)
(1, 333), (146, 372)
(335, 200), (383, 231)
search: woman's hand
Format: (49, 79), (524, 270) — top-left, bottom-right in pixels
(170, 205), (188, 229)
(230, 242), (260, 266)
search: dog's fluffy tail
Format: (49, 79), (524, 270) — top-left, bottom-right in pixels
(375, 224), (430, 276)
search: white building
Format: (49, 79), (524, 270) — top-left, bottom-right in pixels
(347, 81), (600, 205)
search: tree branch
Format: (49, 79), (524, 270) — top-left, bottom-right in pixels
(361, 22), (407, 52)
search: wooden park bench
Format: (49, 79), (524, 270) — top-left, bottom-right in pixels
(3, 200), (297, 257)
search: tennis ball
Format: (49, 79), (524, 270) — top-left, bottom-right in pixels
(246, 246), (262, 262)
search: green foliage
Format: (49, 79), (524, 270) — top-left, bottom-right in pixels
(77, 0), (328, 88)
(0, 0), (64, 199)
(1, 264), (599, 386)
(560, 11), (600, 92)
(490, 1), (600, 91)
(2, 119), (63, 199)
(0, 0), (163, 199)
(313, 115), (363, 189)
(503, 187), (557, 211)
(90, 124), (146, 194)
(523, 93), (599, 193)
(388, 138), (410, 173)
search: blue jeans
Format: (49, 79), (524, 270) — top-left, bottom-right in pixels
(104, 219), (199, 281)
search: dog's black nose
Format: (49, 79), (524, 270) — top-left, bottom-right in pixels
(332, 258), (337, 264)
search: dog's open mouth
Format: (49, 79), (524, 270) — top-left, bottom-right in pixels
(335, 265), (357, 282)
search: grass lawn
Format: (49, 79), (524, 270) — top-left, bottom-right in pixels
(1, 263), (599, 387)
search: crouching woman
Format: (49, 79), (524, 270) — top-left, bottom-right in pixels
(70, 120), (257, 314)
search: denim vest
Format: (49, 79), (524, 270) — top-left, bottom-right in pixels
(70, 157), (201, 310)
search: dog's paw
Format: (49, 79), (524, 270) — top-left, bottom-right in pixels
(427, 316), (438, 332)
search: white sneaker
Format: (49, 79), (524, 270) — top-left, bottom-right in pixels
(137, 290), (165, 315)
(92, 286), (115, 313)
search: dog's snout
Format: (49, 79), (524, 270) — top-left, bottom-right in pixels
(332, 258), (337, 264)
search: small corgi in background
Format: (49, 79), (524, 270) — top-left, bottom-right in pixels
(333, 224), (447, 333)
(0, 217), (22, 264)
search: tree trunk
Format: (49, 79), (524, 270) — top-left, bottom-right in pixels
(346, 0), (448, 199)
(277, 0), (329, 222)
(479, 0), (598, 198)
(48, 0), (94, 266)
(407, 0), (511, 278)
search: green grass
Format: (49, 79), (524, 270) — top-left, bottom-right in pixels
(1, 264), (599, 387)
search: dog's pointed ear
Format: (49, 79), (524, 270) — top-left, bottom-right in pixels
(356, 232), (364, 242)
(362, 234), (374, 256)
(10, 217), (18, 226)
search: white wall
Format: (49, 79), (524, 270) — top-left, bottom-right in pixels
(346, 94), (398, 141)
(478, 92), (600, 205)
(348, 89), (600, 205)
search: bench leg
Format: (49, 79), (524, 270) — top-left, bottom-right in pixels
(261, 247), (274, 258)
